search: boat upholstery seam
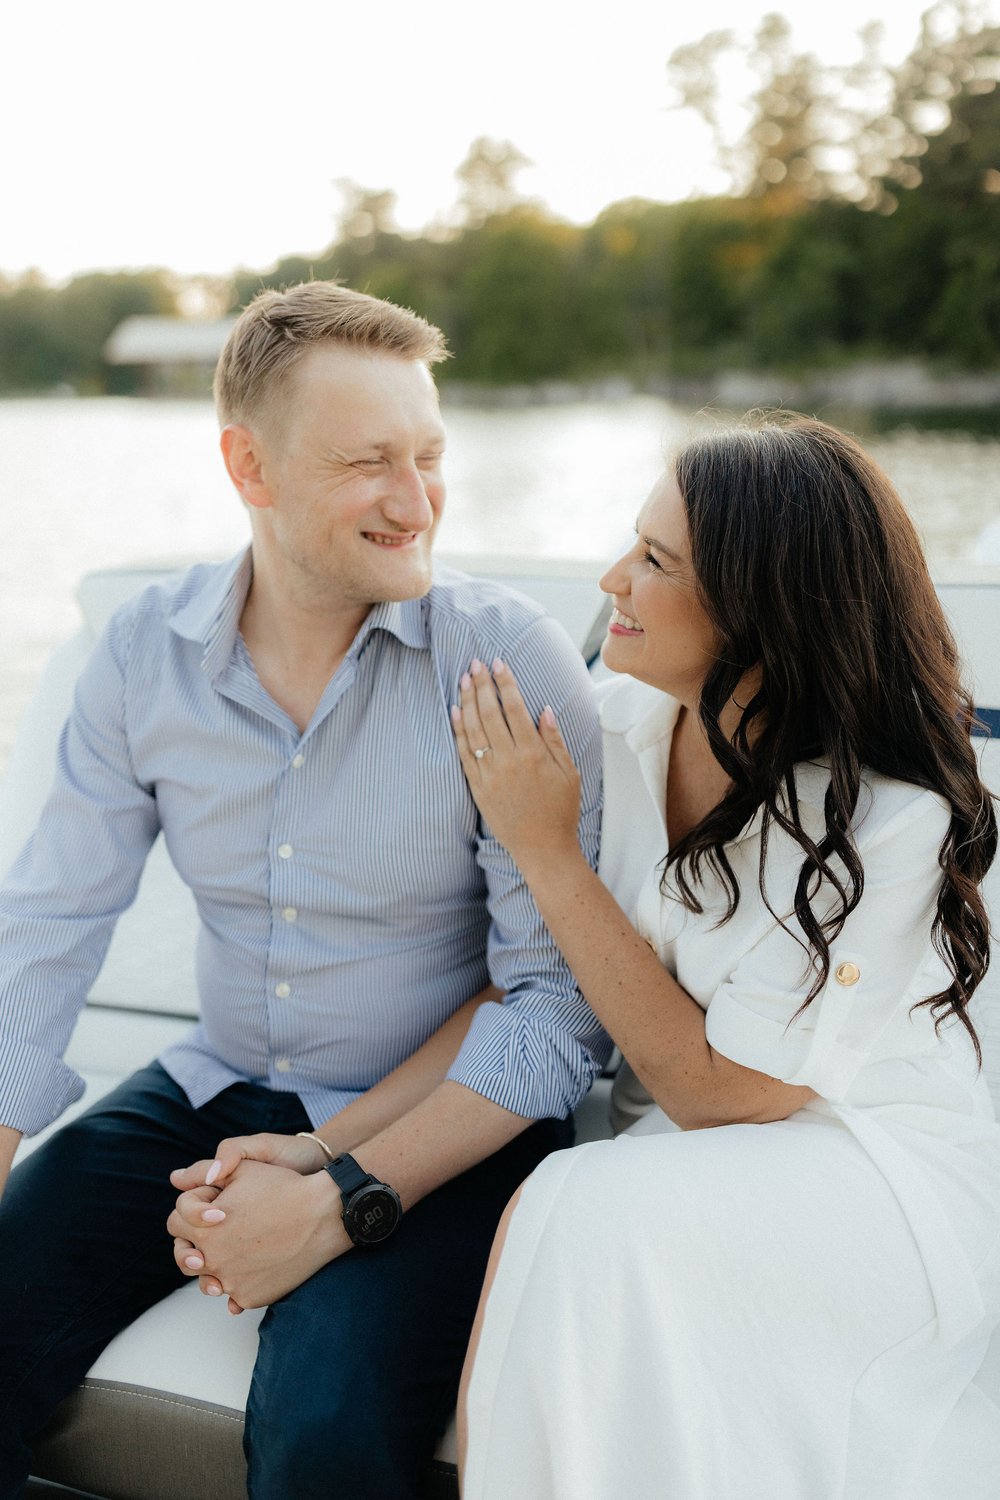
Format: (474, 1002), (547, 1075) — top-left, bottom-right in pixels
(79, 1381), (245, 1424)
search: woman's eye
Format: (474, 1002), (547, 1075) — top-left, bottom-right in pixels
(643, 550), (662, 570)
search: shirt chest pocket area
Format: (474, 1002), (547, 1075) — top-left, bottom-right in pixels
(311, 754), (480, 908)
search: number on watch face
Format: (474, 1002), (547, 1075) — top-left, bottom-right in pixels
(350, 1187), (397, 1242)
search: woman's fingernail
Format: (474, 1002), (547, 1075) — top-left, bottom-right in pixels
(205, 1160), (222, 1185)
(450, 704), (461, 722)
(492, 658), (505, 674)
(206, 1284), (223, 1296)
(470, 658), (483, 674)
(201, 1208), (226, 1224)
(184, 1255), (203, 1270)
(460, 672), (472, 690)
(542, 705), (556, 726)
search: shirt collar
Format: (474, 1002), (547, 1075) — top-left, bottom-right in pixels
(360, 594), (430, 654)
(598, 674), (813, 849)
(169, 548), (430, 681)
(596, 675), (679, 749)
(169, 550), (251, 680)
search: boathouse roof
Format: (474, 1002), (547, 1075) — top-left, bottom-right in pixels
(104, 316), (236, 365)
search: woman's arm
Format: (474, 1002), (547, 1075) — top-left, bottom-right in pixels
(169, 988), (497, 1299)
(303, 989), (495, 1160)
(453, 661), (812, 1130)
(171, 987), (497, 1188)
(507, 851), (810, 1129)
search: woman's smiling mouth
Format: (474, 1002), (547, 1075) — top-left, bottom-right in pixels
(609, 606), (643, 635)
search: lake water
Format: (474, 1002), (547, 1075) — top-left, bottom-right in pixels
(1, 393), (998, 771)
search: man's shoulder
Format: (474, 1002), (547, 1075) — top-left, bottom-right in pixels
(424, 563), (547, 644)
(99, 557), (238, 641)
(422, 563), (594, 703)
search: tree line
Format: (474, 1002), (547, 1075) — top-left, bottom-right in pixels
(1, 1), (997, 393)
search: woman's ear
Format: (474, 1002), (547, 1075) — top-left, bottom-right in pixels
(220, 423), (272, 510)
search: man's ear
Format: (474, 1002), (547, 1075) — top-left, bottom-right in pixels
(220, 424), (272, 509)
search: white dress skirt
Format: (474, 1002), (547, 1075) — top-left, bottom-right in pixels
(462, 680), (1000, 1500)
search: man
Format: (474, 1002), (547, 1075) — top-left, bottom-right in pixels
(0, 283), (606, 1498)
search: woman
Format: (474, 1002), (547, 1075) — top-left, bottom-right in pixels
(452, 415), (1000, 1500)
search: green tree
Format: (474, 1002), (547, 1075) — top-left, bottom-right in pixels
(60, 271), (178, 392)
(450, 212), (578, 382)
(0, 269), (176, 393)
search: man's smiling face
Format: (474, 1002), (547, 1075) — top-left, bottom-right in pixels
(251, 342), (447, 609)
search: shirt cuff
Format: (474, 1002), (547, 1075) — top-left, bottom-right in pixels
(0, 1036), (86, 1136)
(705, 981), (868, 1104)
(446, 1000), (603, 1120)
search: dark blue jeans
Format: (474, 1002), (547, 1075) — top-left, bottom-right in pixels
(0, 1062), (572, 1499)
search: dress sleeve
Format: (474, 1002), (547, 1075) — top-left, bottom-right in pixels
(703, 789), (953, 1103)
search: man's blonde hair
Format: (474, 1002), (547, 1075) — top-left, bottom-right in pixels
(214, 281), (449, 429)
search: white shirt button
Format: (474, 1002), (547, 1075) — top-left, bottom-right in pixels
(291, 754), (305, 769)
(277, 844), (293, 859)
(275, 982), (291, 998)
(282, 907), (298, 923)
(275, 1058), (292, 1072)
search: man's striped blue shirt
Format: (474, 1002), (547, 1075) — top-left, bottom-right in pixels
(0, 551), (609, 1136)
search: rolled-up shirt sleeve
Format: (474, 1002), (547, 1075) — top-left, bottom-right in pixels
(0, 610), (160, 1135)
(704, 791), (953, 1104)
(446, 615), (610, 1118)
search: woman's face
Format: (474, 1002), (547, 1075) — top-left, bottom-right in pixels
(599, 471), (719, 703)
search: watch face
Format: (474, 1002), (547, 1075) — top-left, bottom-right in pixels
(344, 1183), (402, 1246)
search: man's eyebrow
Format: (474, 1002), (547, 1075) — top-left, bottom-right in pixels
(361, 435), (447, 454)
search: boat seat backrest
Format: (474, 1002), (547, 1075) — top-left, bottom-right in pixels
(1, 566), (999, 1116)
(10, 566), (997, 1500)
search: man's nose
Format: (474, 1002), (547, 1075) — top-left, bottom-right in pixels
(384, 463), (436, 531)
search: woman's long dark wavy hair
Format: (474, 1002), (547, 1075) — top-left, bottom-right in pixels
(665, 413), (996, 1057)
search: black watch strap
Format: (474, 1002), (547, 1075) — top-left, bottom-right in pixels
(324, 1153), (374, 1198)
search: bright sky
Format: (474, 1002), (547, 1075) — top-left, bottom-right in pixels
(2, 0), (989, 282)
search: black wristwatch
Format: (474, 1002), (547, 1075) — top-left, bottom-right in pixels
(324, 1153), (403, 1248)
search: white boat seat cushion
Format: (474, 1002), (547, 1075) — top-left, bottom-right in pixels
(7, 565), (1000, 1499)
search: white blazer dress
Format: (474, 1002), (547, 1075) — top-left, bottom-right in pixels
(463, 676), (1000, 1500)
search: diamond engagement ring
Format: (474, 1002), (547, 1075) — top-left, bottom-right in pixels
(473, 747), (491, 760)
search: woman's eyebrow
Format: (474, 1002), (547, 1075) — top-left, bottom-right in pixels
(644, 535), (685, 565)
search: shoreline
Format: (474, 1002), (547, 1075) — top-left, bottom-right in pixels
(4, 359), (1000, 420)
(439, 361), (1000, 419)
